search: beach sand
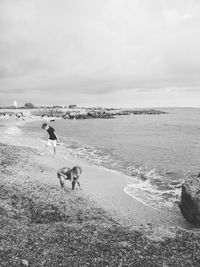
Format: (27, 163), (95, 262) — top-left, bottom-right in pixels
(32, 154), (189, 228)
(1, 117), (200, 266)
(0, 117), (188, 229)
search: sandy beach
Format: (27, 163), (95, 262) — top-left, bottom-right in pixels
(0, 117), (188, 228)
(2, 0), (200, 264)
(1, 117), (200, 266)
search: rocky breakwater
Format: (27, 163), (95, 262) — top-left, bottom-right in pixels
(106, 109), (167, 116)
(62, 111), (114, 119)
(179, 174), (200, 225)
(30, 108), (167, 119)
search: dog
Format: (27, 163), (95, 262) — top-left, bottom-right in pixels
(57, 166), (82, 190)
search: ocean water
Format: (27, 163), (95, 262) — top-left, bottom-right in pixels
(20, 108), (200, 210)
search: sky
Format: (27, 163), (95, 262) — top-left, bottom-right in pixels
(0, 0), (200, 107)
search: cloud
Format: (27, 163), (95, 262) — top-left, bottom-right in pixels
(0, 0), (200, 106)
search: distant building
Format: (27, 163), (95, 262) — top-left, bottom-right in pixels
(68, 104), (77, 109)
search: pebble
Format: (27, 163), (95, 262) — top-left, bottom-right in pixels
(22, 259), (29, 266)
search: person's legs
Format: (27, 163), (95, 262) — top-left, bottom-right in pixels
(52, 140), (57, 156)
(71, 167), (82, 190)
(77, 181), (81, 189)
(57, 172), (65, 187)
(43, 144), (48, 153)
(42, 140), (50, 154)
(72, 177), (81, 190)
(72, 180), (76, 190)
(60, 176), (65, 187)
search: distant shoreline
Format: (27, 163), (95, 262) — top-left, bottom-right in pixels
(0, 107), (167, 120)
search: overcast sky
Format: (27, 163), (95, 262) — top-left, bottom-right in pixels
(0, 0), (200, 107)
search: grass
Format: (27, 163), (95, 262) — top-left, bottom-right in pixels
(0, 143), (200, 266)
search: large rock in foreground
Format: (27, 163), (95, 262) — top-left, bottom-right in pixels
(179, 175), (200, 225)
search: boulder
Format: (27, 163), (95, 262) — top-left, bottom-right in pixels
(179, 175), (200, 225)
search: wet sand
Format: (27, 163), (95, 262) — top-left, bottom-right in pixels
(0, 117), (189, 229)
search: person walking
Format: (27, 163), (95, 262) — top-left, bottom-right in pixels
(42, 123), (59, 156)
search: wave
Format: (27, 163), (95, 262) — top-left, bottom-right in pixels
(57, 138), (183, 210)
(12, 122), (183, 211)
(124, 179), (181, 210)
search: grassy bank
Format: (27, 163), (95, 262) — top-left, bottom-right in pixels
(0, 143), (200, 266)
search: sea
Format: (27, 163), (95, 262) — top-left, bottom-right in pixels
(19, 107), (200, 210)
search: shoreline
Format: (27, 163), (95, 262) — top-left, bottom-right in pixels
(1, 118), (200, 265)
(1, 143), (200, 266)
(0, 117), (191, 229)
(0, 107), (167, 120)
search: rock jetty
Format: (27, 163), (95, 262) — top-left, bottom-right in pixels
(29, 108), (167, 119)
(0, 108), (167, 120)
(179, 175), (200, 225)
